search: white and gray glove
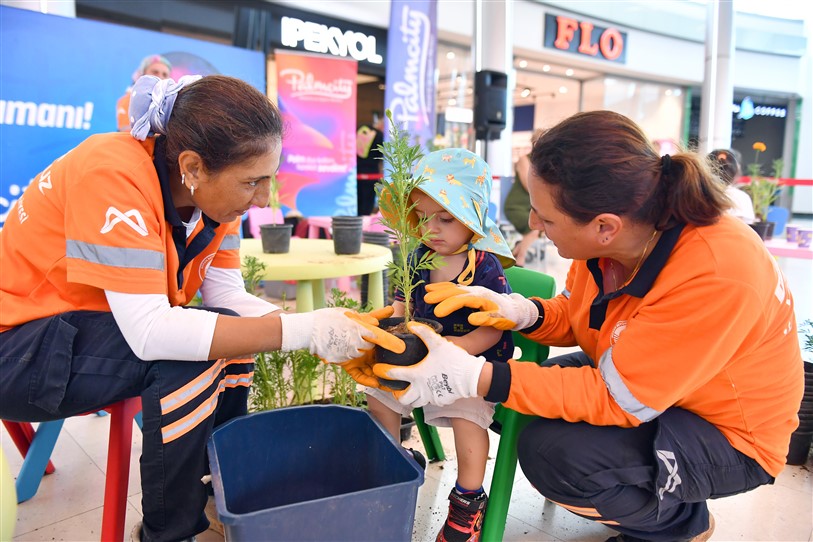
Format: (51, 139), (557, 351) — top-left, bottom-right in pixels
(425, 282), (540, 331)
(279, 307), (404, 364)
(372, 321), (486, 408)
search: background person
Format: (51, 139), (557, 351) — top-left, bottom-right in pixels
(708, 148), (755, 224)
(366, 148), (515, 542)
(356, 113), (385, 215)
(372, 111), (803, 542)
(504, 129), (545, 266)
(116, 54), (172, 132)
(0, 74), (401, 542)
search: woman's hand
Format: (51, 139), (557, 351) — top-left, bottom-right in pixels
(372, 321), (486, 408)
(279, 306), (405, 363)
(424, 282), (540, 331)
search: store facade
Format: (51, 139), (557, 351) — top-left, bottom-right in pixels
(62, 0), (813, 214)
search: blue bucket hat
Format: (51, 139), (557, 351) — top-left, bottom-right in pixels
(411, 148), (515, 283)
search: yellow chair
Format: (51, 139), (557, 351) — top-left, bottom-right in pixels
(1, 447), (18, 541)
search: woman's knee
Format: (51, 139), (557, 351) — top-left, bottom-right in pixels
(516, 418), (582, 493)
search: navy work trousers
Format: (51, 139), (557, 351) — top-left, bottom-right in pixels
(516, 352), (774, 542)
(0, 310), (253, 542)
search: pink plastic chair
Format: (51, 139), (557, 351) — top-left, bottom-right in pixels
(2, 397), (143, 541)
(247, 207), (285, 239)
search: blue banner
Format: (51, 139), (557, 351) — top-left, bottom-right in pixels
(0, 6), (265, 226)
(383, 0), (437, 149)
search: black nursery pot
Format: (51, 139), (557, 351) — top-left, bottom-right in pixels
(260, 223), (293, 254)
(375, 317), (443, 390)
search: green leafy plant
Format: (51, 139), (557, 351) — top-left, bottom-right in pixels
(800, 319), (813, 361)
(242, 262), (370, 411)
(374, 110), (444, 323)
(771, 158), (784, 179)
(267, 173), (283, 224)
(743, 141), (779, 222)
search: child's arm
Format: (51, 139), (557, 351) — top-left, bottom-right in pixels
(446, 326), (504, 357)
(391, 301), (405, 317)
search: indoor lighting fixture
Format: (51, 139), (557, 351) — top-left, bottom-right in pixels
(448, 98), (457, 106)
(520, 87), (531, 98)
(519, 59), (528, 68)
(565, 68), (574, 77)
(559, 86), (568, 94)
(446, 51), (456, 60)
(542, 65), (551, 72)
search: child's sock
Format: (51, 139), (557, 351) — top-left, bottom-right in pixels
(455, 482), (485, 497)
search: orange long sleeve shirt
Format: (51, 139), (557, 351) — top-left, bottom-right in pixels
(494, 216), (803, 476)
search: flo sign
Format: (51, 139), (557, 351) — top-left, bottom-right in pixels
(543, 13), (627, 64)
(280, 16), (383, 65)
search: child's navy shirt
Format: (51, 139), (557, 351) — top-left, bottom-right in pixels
(395, 245), (514, 363)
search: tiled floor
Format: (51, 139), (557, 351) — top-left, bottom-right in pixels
(2, 218), (812, 541)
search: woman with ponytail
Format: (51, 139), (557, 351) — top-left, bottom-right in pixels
(371, 111), (803, 542)
(0, 74), (401, 542)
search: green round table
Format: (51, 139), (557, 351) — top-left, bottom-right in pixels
(240, 238), (392, 312)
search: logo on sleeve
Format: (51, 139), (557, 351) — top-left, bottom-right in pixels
(199, 253), (216, 280)
(100, 206), (148, 236)
(610, 320), (627, 344)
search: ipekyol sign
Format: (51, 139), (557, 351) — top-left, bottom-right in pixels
(543, 13), (627, 64)
(280, 16), (383, 65)
(238, 3), (388, 75)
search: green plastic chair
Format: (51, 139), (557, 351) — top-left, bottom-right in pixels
(411, 266), (556, 538)
(481, 265), (555, 541)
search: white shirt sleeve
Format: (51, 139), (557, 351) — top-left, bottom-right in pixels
(105, 291), (217, 361)
(199, 266), (280, 317)
(104, 268), (278, 361)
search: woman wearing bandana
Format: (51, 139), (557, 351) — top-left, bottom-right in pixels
(0, 74), (402, 542)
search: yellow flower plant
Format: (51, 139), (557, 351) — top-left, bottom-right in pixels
(743, 141), (778, 222)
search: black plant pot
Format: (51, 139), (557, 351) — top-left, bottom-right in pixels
(749, 221), (770, 240)
(260, 223), (293, 254)
(400, 416), (416, 442)
(786, 430), (812, 465)
(765, 221), (776, 240)
(375, 317), (443, 390)
(332, 225), (363, 255)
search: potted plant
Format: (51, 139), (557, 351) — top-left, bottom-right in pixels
(742, 141), (780, 240)
(373, 110), (444, 389)
(259, 174), (293, 254)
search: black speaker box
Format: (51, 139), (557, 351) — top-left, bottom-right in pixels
(474, 70), (508, 140)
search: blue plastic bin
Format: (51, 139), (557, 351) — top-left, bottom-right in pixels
(207, 405), (424, 541)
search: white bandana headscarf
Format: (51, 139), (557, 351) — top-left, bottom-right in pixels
(129, 74), (202, 140)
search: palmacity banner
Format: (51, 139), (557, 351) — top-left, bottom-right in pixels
(275, 50), (358, 216)
(383, 0), (437, 149)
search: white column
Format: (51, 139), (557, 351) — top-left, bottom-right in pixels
(473, 0), (513, 180)
(699, 0), (734, 153)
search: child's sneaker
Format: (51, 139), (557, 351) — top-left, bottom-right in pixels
(435, 488), (488, 542)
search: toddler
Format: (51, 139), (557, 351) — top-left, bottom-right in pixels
(367, 148), (515, 542)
